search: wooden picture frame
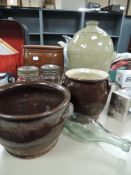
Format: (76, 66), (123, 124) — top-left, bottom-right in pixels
(126, 0), (131, 16)
(0, 0), (7, 6)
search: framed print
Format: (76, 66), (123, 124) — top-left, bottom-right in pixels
(126, 0), (131, 16)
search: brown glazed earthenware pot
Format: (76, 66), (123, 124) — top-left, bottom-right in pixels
(62, 68), (111, 123)
(0, 81), (70, 159)
(23, 45), (64, 75)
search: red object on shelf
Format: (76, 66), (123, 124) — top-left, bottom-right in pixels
(111, 60), (129, 70)
(0, 19), (29, 76)
(0, 54), (20, 76)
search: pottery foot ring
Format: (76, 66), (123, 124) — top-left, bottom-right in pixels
(6, 138), (58, 159)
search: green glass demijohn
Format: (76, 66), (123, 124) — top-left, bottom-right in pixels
(67, 21), (114, 72)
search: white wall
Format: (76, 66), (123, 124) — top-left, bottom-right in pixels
(55, 0), (86, 10)
(55, 0), (61, 9)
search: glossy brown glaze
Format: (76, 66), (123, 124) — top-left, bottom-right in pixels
(0, 81), (70, 158)
(62, 69), (111, 122)
(23, 45), (64, 74)
(5, 120), (64, 159)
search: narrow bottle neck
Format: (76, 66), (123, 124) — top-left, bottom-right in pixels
(86, 21), (99, 27)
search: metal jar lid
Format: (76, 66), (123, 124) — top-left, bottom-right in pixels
(41, 64), (60, 72)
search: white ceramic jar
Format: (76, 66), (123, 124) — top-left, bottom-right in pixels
(67, 21), (114, 72)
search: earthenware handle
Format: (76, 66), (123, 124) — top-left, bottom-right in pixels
(107, 77), (112, 94)
(62, 74), (72, 89)
(62, 103), (74, 120)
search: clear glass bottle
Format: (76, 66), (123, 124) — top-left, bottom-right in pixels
(64, 114), (131, 152)
(17, 66), (39, 82)
(40, 64), (61, 84)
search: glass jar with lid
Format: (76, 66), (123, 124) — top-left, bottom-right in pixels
(40, 64), (61, 84)
(17, 66), (39, 82)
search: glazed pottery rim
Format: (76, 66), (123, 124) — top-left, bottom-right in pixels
(24, 45), (63, 50)
(0, 81), (71, 121)
(65, 68), (109, 82)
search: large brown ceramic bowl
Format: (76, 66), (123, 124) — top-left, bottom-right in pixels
(0, 81), (70, 158)
(63, 68), (111, 123)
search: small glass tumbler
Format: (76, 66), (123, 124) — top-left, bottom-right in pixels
(40, 64), (61, 84)
(17, 66), (39, 82)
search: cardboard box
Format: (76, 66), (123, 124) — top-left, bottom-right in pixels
(110, 0), (128, 6)
(109, 0), (128, 12)
(116, 70), (131, 88)
(7, 0), (21, 7)
(127, 0), (131, 16)
(45, 0), (55, 9)
(86, 0), (109, 8)
(21, 0), (45, 8)
(0, 0), (7, 6)
(108, 89), (131, 121)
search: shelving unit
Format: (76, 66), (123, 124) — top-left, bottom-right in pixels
(42, 10), (83, 45)
(0, 7), (41, 44)
(84, 11), (123, 51)
(128, 37), (131, 52)
(0, 7), (124, 51)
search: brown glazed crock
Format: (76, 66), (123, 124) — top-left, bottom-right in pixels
(23, 45), (64, 74)
(0, 81), (70, 158)
(62, 68), (111, 122)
